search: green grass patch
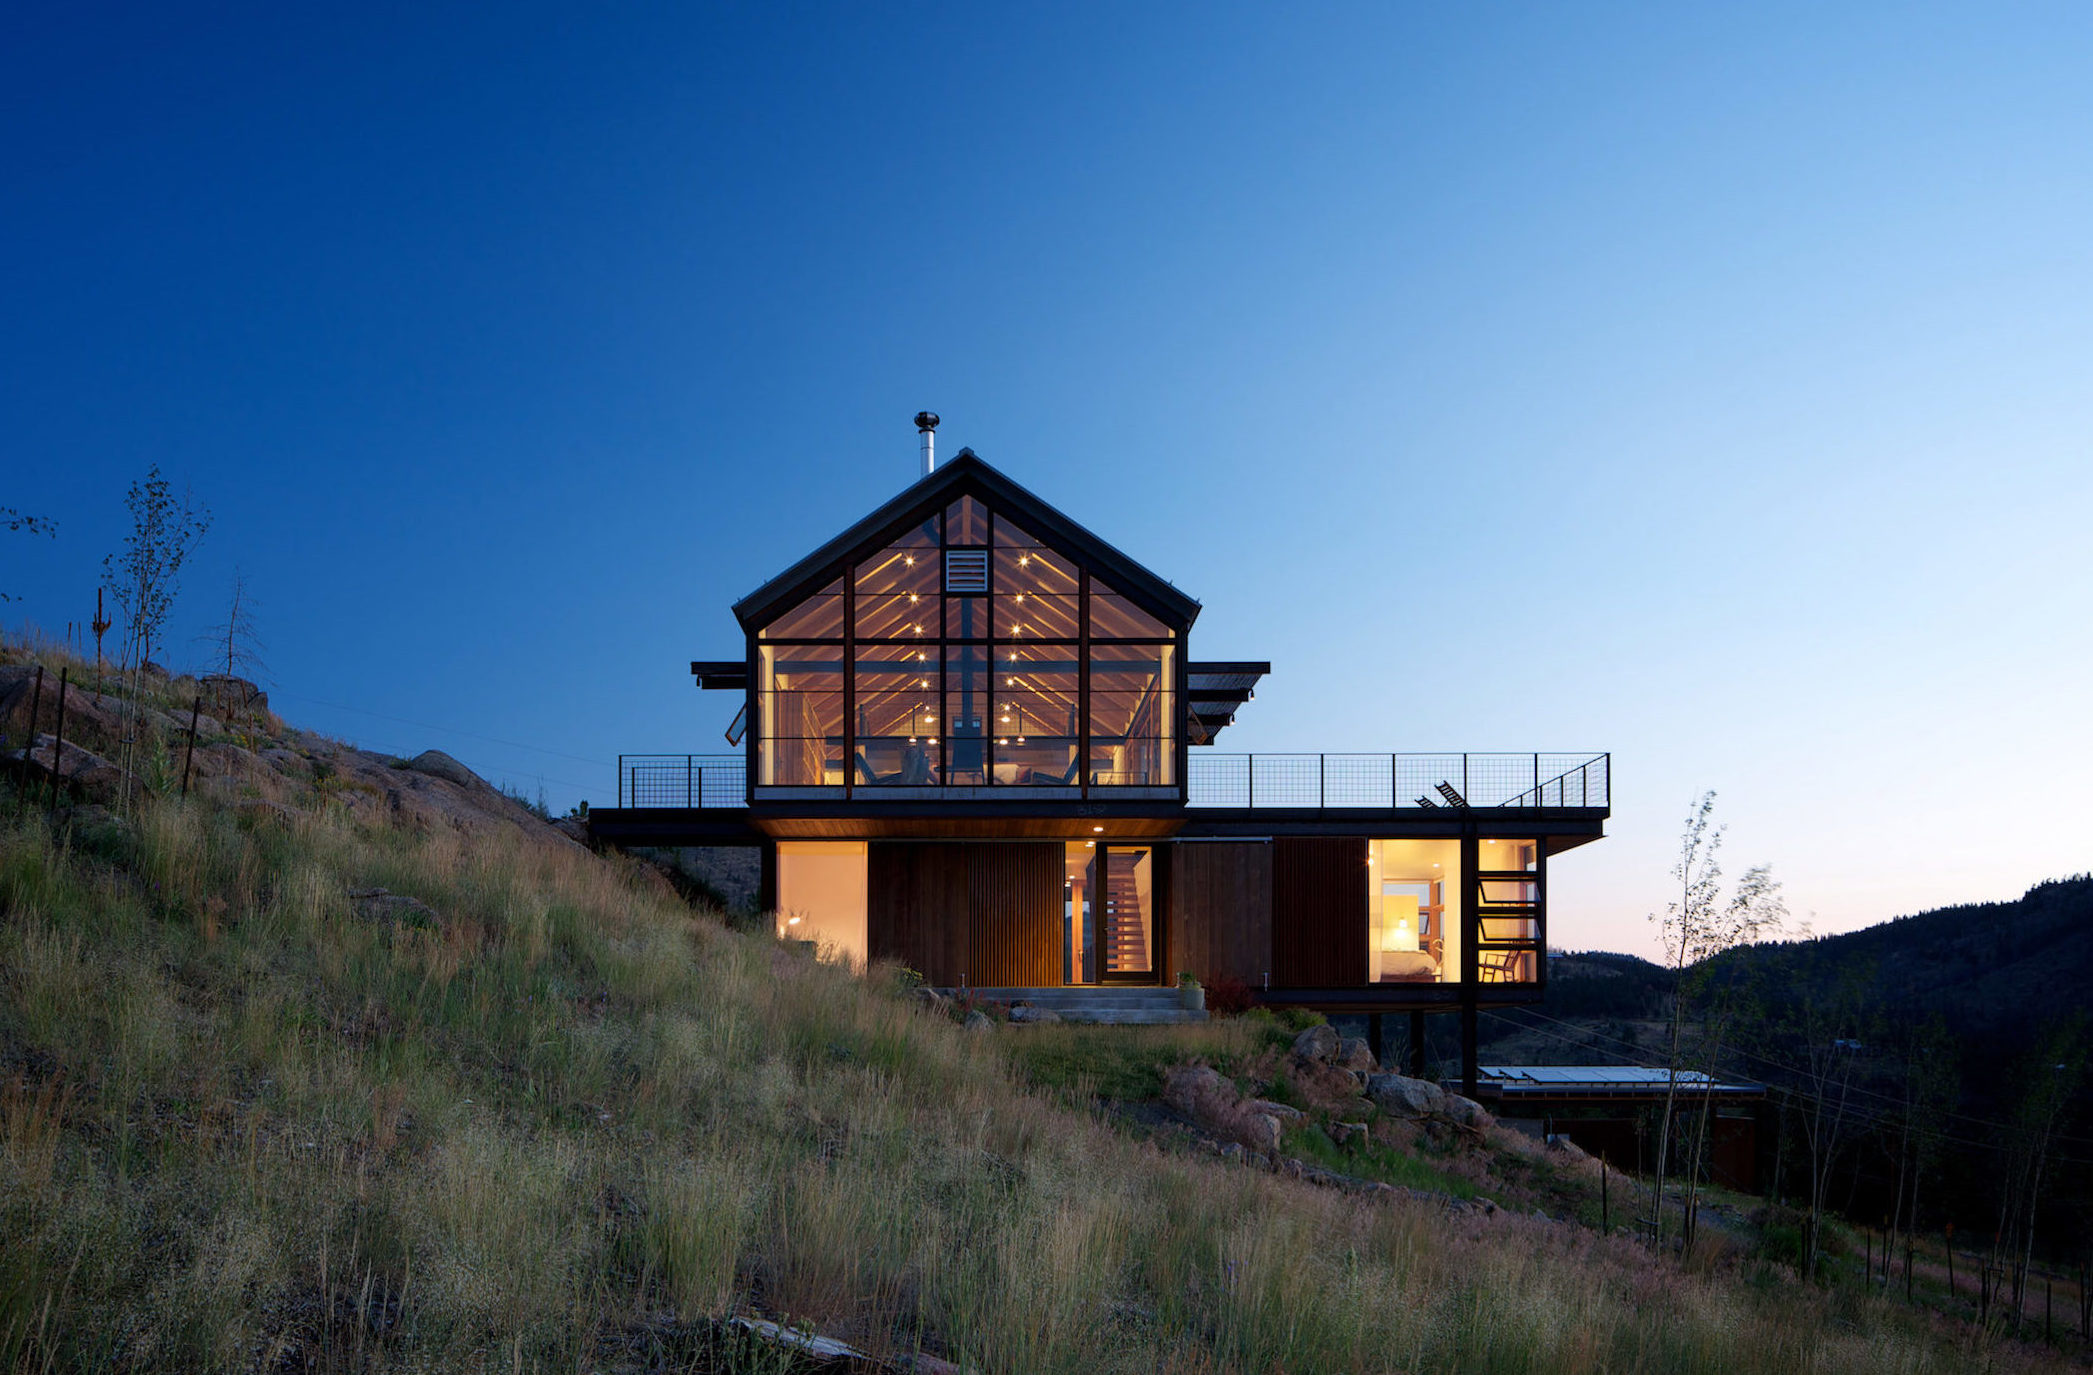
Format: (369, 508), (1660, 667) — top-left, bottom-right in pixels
(1282, 1122), (1480, 1199)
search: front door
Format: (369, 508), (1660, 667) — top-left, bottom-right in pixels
(1063, 842), (1158, 984)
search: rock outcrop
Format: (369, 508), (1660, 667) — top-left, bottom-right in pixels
(0, 660), (580, 853)
(1162, 1065), (1288, 1155)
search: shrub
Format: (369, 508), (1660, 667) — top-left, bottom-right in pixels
(1205, 973), (1253, 1016)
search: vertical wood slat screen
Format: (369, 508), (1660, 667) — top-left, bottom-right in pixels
(1271, 837), (1368, 986)
(868, 842), (1059, 987)
(1171, 842), (1272, 986)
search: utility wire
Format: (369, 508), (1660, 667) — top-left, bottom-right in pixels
(1479, 1009), (2093, 1169)
(1491, 1000), (2093, 1151)
(268, 688), (613, 769)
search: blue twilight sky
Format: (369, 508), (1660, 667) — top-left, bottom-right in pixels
(5, 4), (2090, 956)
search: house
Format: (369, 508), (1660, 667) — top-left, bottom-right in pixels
(589, 422), (1610, 1095)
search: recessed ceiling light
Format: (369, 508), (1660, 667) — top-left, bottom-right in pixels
(1093, 825), (1104, 833)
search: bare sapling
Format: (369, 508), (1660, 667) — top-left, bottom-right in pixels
(200, 570), (266, 742)
(1676, 862), (1785, 1247)
(1794, 966), (1870, 1282)
(1647, 792), (1784, 1252)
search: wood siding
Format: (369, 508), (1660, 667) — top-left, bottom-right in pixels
(867, 841), (1060, 986)
(1271, 837), (1368, 986)
(1170, 842), (1272, 986)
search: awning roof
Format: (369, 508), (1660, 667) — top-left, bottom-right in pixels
(1186, 661), (1268, 744)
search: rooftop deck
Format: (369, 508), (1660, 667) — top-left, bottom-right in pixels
(612, 751), (1609, 812)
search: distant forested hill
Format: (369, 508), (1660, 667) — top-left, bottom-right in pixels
(1486, 874), (2093, 1060)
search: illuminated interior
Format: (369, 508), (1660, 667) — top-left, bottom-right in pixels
(775, 841), (868, 968)
(1064, 841), (1094, 982)
(1063, 839), (1153, 982)
(755, 497), (1176, 790)
(1368, 839), (1460, 983)
(1476, 838), (1541, 983)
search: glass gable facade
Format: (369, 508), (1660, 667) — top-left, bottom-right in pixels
(753, 493), (1179, 792)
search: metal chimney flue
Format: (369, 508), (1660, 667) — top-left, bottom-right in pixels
(915, 411), (940, 476)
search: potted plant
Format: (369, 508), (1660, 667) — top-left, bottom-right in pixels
(1177, 971), (1204, 1012)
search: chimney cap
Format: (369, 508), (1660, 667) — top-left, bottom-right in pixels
(914, 411), (940, 432)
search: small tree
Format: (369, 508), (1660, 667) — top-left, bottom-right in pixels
(1647, 792), (1785, 1251)
(101, 469), (210, 804)
(2, 507), (57, 604)
(103, 467), (211, 676)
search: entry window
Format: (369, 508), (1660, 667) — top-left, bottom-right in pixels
(1064, 841), (1096, 984)
(776, 842), (868, 969)
(1369, 838), (1459, 984)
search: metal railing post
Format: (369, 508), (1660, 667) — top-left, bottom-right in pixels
(686, 755), (694, 809)
(1533, 753), (1540, 804)
(1319, 754), (1326, 809)
(1247, 755), (1254, 809)
(617, 754), (625, 809)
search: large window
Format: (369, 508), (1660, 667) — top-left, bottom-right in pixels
(776, 841), (867, 968)
(1369, 839), (1459, 984)
(753, 491), (1179, 793)
(757, 644), (843, 785)
(1089, 644), (1175, 787)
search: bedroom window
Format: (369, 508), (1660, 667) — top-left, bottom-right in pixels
(1369, 838), (1460, 984)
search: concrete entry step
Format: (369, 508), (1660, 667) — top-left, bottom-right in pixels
(952, 986), (1209, 1024)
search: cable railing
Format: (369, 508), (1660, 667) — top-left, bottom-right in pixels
(614, 751), (1609, 812)
(1184, 752), (1609, 810)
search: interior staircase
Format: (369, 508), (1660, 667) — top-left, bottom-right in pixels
(961, 987), (1205, 1025)
(1101, 857), (1149, 975)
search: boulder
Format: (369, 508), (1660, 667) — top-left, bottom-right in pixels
(13, 735), (129, 804)
(0, 672), (129, 758)
(347, 887), (443, 930)
(1287, 1054), (1376, 1113)
(1243, 1098), (1304, 1122)
(403, 749), (483, 791)
(1441, 1093), (1495, 1132)
(962, 1010), (994, 1033)
(1290, 1024), (1339, 1063)
(1366, 1073), (1447, 1119)
(1334, 1037), (1378, 1073)
(1162, 1065), (1283, 1155)
(1329, 1120), (1370, 1147)
(1007, 1004), (1062, 1024)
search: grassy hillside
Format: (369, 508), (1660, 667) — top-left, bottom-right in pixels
(0, 661), (2068, 1371)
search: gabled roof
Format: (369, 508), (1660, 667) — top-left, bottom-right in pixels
(731, 448), (1203, 634)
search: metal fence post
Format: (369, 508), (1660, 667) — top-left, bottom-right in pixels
(617, 755), (625, 809)
(686, 755), (694, 809)
(1247, 755), (1254, 809)
(1319, 754), (1326, 809)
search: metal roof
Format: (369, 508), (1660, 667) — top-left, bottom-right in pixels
(1475, 1065), (1764, 1098)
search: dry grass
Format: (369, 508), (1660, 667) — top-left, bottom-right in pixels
(0, 770), (2070, 1372)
